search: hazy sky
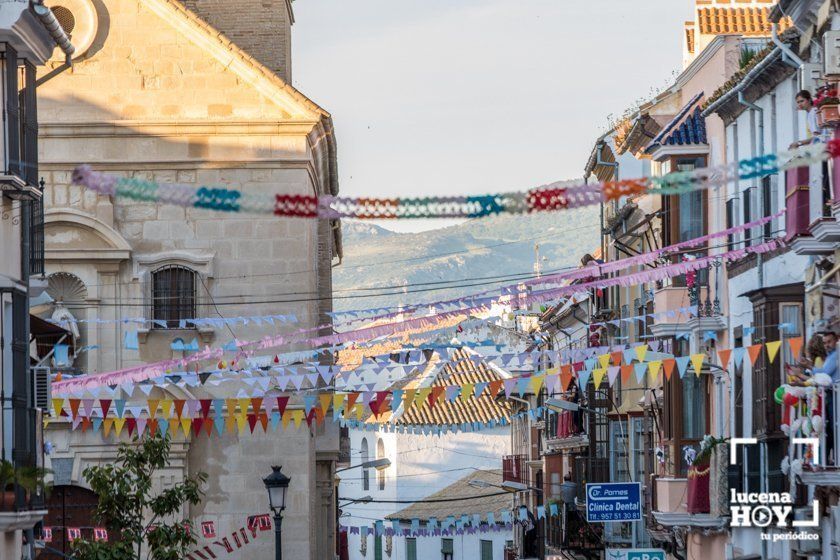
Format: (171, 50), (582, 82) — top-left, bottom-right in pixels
(292, 0), (694, 232)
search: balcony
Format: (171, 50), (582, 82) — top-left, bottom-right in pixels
(788, 160), (840, 255)
(503, 454), (527, 485)
(651, 282), (724, 338)
(651, 446), (729, 529)
(544, 410), (587, 451)
(794, 384), (840, 487)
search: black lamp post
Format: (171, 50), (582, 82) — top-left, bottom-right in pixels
(263, 465), (291, 560)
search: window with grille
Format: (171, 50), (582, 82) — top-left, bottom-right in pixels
(151, 266), (196, 328)
(361, 438), (370, 491)
(440, 538), (452, 560)
(480, 539), (493, 560)
(376, 438), (386, 490)
(406, 538), (417, 560)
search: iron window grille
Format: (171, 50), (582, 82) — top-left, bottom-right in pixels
(151, 265), (197, 329)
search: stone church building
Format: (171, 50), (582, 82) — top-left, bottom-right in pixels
(34, 0), (340, 558)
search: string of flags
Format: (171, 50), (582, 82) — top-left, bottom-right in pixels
(53, 235), (785, 394)
(70, 143), (832, 219)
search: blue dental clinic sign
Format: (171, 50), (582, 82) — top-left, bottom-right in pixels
(585, 482), (642, 522)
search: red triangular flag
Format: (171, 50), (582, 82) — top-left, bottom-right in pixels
(204, 418), (214, 436)
(247, 414), (258, 433)
(250, 398), (263, 415)
(192, 418), (204, 436)
(275, 396), (290, 416)
(487, 380), (503, 398)
(100, 399), (112, 418)
(611, 351), (623, 366)
(620, 365), (633, 384)
(429, 386), (445, 408)
(69, 399), (81, 419)
(199, 400), (211, 419)
(258, 411), (268, 432)
(126, 418), (137, 436)
(147, 419), (158, 438)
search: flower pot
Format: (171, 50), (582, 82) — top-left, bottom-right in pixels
(819, 104), (840, 128)
(687, 463), (710, 513)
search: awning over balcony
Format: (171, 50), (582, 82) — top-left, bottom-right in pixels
(646, 92), (708, 156)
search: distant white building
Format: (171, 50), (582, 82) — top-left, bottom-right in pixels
(339, 347), (518, 560)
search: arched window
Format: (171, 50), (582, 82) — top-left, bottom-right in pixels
(376, 438), (386, 490)
(152, 265), (196, 328)
(360, 438), (370, 491)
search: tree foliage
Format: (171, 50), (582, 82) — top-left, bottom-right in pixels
(71, 433), (207, 560)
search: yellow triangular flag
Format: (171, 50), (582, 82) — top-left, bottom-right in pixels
(592, 368), (606, 389)
(416, 388), (432, 409)
(648, 360), (662, 382)
(530, 376), (545, 394)
(690, 354), (705, 377)
(634, 344), (648, 363)
(114, 417), (126, 436)
(281, 411), (292, 429)
(291, 410), (304, 428)
(319, 394), (332, 413)
(598, 354), (611, 369)
(235, 415), (247, 434)
(333, 394), (345, 414)
(103, 418), (114, 437)
(147, 399), (159, 419)
(460, 383), (474, 402)
(160, 399), (173, 419)
(766, 340), (782, 364)
(51, 398), (64, 418)
(181, 418), (192, 436)
(354, 403), (365, 421)
(238, 398), (251, 415)
(403, 389), (416, 410)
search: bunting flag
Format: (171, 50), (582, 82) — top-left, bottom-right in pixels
(765, 340), (782, 364)
(690, 354), (705, 377)
(788, 336), (804, 358)
(746, 344), (763, 366)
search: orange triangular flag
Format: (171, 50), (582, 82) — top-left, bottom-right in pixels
(560, 365), (573, 391)
(319, 394), (332, 413)
(662, 359), (676, 381)
(620, 365), (633, 384)
(487, 380), (503, 398)
(717, 349), (731, 369)
(788, 336), (803, 358)
(147, 399), (159, 419)
(173, 400), (186, 419)
(747, 344), (763, 366)
(611, 351), (623, 367)
(429, 386), (445, 408)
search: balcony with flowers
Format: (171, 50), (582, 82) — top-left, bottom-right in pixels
(788, 86), (840, 255)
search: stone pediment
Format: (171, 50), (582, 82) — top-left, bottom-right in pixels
(44, 208), (131, 262)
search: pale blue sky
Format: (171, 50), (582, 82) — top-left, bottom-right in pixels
(292, 0), (694, 232)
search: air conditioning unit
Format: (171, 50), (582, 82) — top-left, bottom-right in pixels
(32, 366), (51, 412)
(824, 31), (840, 76)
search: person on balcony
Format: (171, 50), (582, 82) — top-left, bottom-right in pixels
(790, 90), (825, 149)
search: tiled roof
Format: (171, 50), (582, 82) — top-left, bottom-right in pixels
(646, 92), (707, 153)
(386, 470), (512, 521)
(685, 24), (695, 54)
(697, 6), (786, 35)
(369, 348), (512, 425)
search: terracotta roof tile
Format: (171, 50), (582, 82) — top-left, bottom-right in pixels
(697, 7), (791, 35)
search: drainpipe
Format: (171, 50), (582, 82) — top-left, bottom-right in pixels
(32, 2), (75, 63)
(738, 91), (765, 289)
(771, 23), (803, 68)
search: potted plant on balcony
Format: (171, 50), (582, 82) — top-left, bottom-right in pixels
(815, 87), (840, 128)
(685, 435), (727, 514)
(0, 460), (51, 510)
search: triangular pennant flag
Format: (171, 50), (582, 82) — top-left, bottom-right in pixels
(634, 362), (647, 383)
(68, 399), (81, 419)
(620, 365), (633, 384)
(160, 400), (172, 419)
(276, 396), (290, 416)
(103, 418), (114, 437)
(460, 383), (474, 402)
(732, 347), (746, 368)
(675, 356), (690, 378)
(51, 398), (64, 418)
(788, 336), (803, 358)
(113, 417), (126, 436)
(318, 394), (332, 414)
(607, 366), (619, 386)
(560, 365), (573, 391)
(592, 368), (605, 389)
(634, 344), (647, 363)
(746, 344), (763, 366)
(647, 360), (662, 382)
(487, 380), (503, 399)
(690, 354), (705, 377)
(597, 354), (611, 369)
(200, 399), (212, 419)
(181, 418), (192, 436)
(529, 376), (544, 394)
(173, 400), (186, 419)
(717, 349), (731, 369)
(610, 351), (623, 367)
(578, 369), (591, 390)
(766, 340), (782, 364)
(429, 386), (445, 408)
(662, 359), (676, 381)
(147, 399), (159, 419)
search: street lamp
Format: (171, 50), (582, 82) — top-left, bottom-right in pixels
(339, 495), (373, 505)
(335, 458), (391, 473)
(263, 465), (291, 560)
(468, 478), (543, 494)
(545, 397), (608, 417)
